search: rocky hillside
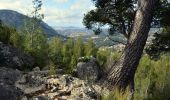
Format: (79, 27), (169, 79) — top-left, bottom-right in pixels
(0, 10), (64, 38)
(0, 42), (109, 100)
(0, 42), (34, 70)
(0, 67), (110, 100)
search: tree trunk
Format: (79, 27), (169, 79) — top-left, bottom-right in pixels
(103, 0), (158, 91)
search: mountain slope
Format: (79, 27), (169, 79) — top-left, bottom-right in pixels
(0, 10), (64, 38)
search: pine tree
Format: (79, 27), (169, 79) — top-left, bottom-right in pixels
(146, 27), (170, 58)
(85, 38), (97, 57)
(73, 37), (85, 59)
(84, 0), (160, 95)
(49, 37), (63, 67)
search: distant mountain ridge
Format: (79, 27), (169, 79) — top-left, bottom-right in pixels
(0, 9), (64, 38)
(55, 27), (93, 37)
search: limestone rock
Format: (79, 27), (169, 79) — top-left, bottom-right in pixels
(0, 42), (34, 70)
(0, 67), (23, 100)
(0, 68), (109, 100)
(76, 57), (101, 82)
(33, 67), (40, 72)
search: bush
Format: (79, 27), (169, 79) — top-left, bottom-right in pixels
(49, 61), (57, 75)
(22, 32), (48, 68)
(146, 27), (170, 59)
(102, 88), (129, 100)
(101, 53), (170, 100)
(135, 54), (170, 100)
(0, 22), (12, 44)
(97, 49), (121, 72)
(48, 37), (98, 74)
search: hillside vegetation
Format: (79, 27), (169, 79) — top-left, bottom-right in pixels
(1, 0), (170, 99)
(1, 19), (170, 99)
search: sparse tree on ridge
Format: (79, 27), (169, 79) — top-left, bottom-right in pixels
(21, 0), (48, 68)
(23, 0), (44, 49)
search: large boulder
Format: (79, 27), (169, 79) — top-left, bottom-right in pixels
(0, 67), (23, 100)
(76, 57), (101, 82)
(0, 42), (34, 70)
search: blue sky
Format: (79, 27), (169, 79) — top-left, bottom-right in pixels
(0, 0), (95, 27)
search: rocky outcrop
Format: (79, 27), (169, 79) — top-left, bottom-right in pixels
(0, 42), (107, 100)
(0, 67), (109, 100)
(0, 67), (23, 100)
(0, 42), (34, 69)
(16, 72), (103, 100)
(75, 57), (101, 82)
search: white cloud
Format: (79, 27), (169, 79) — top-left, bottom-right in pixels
(0, 0), (32, 14)
(44, 0), (95, 27)
(43, 7), (81, 26)
(54, 0), (68, 4)
(0, 0), (95, 27)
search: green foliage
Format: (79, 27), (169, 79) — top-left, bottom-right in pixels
(48, 37), (98, 74)
(83, 0), (170, 38)
(0, 22), (12, 44)
(135, 54), (170, 100)
(11, 0), (48, 69)
(73, 37), (85, 59)
(0, 21), (23, 48)
(96, 48), (121, 71)
(146, 27), (170, 59)
(31, 33), (48, 67)
(101, 54), (170, 100)
(102, 88), (129, 100)
(67, 55), (77, 73)
(49, 37), (63, 67)
(9, 29), (23, 48)
(0, 20), (48, 69)
(83, 0), (136, 35)
(49, 37), (74, 73)
(97, 49), (110, 67)
(22, 31), (48, 68)
(85, 38), (97, 57)
(32, 0), (44, 20)
(49, 61), (57, 75)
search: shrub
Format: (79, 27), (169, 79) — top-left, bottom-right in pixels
(97, 49), (121, 72)
(135, 54), (170, 100)
(102, 88), (130, 100)
(101, 54), (170, 100)
(49, 61), (57, 75)
(0, 23), (12, 44)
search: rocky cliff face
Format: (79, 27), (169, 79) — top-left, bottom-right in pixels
(0, 42), (34, 70)
(0, 67), (23, 100)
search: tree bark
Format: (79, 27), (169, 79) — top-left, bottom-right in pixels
(103, 0), (158, 92)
